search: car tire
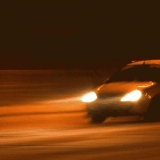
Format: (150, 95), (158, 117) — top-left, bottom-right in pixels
(90, 113), (106, 123)
(144, 96), (160, 122)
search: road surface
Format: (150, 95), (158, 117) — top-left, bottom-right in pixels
(1, 70), (160, 160)
(1, 98), (160, 160)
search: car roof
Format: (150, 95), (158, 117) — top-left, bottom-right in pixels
(127, 59), (160, 66)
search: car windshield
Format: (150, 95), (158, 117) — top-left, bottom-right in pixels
(107, 65), (160, 82)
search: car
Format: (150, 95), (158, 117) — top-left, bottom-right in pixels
(81, 59), (160, 123)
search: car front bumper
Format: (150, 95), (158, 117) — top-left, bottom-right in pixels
(85, 96), (150, 117)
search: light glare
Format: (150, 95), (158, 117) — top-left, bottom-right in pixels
(121, 90), (142, 102)
(82, 92), (97, 102)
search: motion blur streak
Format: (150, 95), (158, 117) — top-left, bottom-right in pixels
(1, 120), (160, 160)
(1, 70), (160, 160)
(43, 96), (82, 103)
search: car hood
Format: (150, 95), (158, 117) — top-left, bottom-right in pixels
(95, 81), (155, 96)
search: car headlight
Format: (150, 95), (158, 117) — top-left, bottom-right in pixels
(121, 90), (142, 102)
(82, 92), (97, 102)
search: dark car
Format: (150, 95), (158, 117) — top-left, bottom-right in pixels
(81, 59), (160, 123)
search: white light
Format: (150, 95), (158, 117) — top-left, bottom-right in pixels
(81, 92), (97, 102)
(121, 90), (142, 102)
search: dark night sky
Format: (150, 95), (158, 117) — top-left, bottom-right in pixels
(1, 1), (160, 69)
